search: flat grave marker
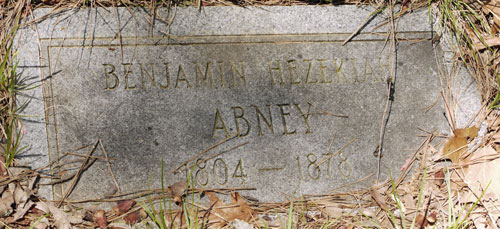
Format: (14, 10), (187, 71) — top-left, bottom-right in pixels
(15, 6), (479, 202)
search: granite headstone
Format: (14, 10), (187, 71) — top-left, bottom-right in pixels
(15, 6), (479, 202)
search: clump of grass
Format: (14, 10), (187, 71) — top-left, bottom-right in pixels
(438, 0), (500, 106)
(444, 168), (489, 228)
(382, 168), (427, 228)
(141, 160), (207, 229)
(0, 12), (27, 168)
(141, 161), (170, 228)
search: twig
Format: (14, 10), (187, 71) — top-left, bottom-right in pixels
(326, 135), (336, 155)
(112, 3), (124, 63)
(328, 173), (374, 193)
(376, 79), (392, 182)
(305, 100), (348, 119)
(99, 139), (121, 193)
(149, 0), (155, 36)
(376, 1), (398, 183)
(42, 162), (97, 185)
(62, 151), (114, 161)
(310, 111), (349, 118)
(316, 138), (356, 168)
(57, 140), (99, 207)
(58, 187), (256, 203)
(441, 91), (456, 131)
(342, 6), (385, 46)
(395, 135), (434, 188)
(173, 133), (237, 174)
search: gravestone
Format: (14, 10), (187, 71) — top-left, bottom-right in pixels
(15, 6), (479, 203)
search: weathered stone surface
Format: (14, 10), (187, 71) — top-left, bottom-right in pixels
(14, 6), (479, 203)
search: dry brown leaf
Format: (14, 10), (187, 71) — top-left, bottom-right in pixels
(227, 192), (254, 222)
(165, 210), (184, 228)
(462, 145), (500, 202)
(324, 206), (343, 218)
(12, 182), (34, 221)
(205, 191), (227, 227)
(402, 194), (415, 212)
(427, 211), (437, 224)
(33, 223), (48, 229)
(360, 208), (376, 218)
(0, 155), (7, 177)
(33, 217), (50, 229)
(0, 185), (14, 217)
(232, 219), (253, 229)
(434, 169), (445, 187)
(95, 210), (107, 228)
(12, 200), (34, 221)
(112, 199), (135, 215)
(483, 0), (500, 31)
(442, 127), (478, 164)
(123, 210), (141, 225)
(256, 214), (283, 228)
(472, 37), (500, 51)
(491, 131), (500, 144)
(35, 202), (71, 229)
(205, 191), (254, 227)
(370, 186), (388, 211)
(312, 200), (344, 218)
(168, 181), (186, 205)
(13, 184), (28, 205)
(414, 213), (428, 227)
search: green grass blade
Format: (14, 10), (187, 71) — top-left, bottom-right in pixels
(410, 168), (427, 229)
(287, 197), (295, 229)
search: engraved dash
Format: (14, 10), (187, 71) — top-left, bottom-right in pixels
(259, 167), (285, 172)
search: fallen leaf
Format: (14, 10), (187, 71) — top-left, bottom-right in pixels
(67, 214), (84, 224)
(0, 185), (14, 217)
(0, 155), (7, 177)
(427, 211), (437, 224)
(312, 200), (343, 218)
(442, 127), (478, 164)
(112, 199), (135, 215)
(462, 146), (500, 200)
(232, 219), (253, 229)
(12, 182), (34, 221)
(434, 169), (445, 187)
(12, 200), (34, 221)
(370, 186), (388, 211)
(401, 194), (415, 212)
(360, 208), (376, 218)
(95, 210), (107, 228)
(256, 214), (284, 228)
(472, 213), (489, 229)
(33, 217), (50, 229)
(168, 181), (186, 205)
(415, 213), (428, 227)
(123, 210), (141, 224)
(227, 192), (254, 222)
(14, 184), (29, 205)
(83, 210), (95, 222)
(35, 202), (71, 229)
(205, 191), (254, 227)
(483, 0), (500, 34)
(206, 191), (228, 227)
(473, 37), (500, 50)
(455, 126), (479, 139)
(165, 210), (184, 228)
